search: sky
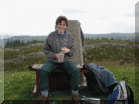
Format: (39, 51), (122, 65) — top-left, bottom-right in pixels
(0, 0), (139, 39)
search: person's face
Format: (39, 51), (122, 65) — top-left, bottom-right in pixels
(57, 20), (67, 34)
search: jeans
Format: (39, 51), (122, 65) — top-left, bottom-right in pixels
(39, 60), (80, 92)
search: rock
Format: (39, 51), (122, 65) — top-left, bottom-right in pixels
(26, 52), (36, 57)
(0, 59), (4, 64)
(120, 60), (126, 65)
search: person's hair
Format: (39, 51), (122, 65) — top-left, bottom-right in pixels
(56, 16), (69, 26)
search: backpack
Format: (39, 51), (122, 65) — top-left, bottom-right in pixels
(104, 78), (134, 104)
(85, 63), (134, 104)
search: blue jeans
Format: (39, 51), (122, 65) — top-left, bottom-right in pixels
(39, 60), (80, 92)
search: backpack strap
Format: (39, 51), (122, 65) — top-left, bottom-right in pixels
(126, 84), (134, 103)
(122, 77), (128, 83)
(118, 78), (134, 103)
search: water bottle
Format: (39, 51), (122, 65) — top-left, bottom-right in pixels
(58, 51), (64, 62)
(81, 96), (100, 104)
(81, 96), (90, 104)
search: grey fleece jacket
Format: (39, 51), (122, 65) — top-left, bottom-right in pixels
(44, 30), (76, 63)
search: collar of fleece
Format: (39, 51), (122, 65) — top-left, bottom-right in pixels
(56, 30), (66, 36)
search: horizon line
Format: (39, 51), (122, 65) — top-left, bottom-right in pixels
(1, 32), (138, 36)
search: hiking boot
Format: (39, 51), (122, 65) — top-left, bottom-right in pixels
(72, 94), (80, 104)
(40, 95), (49, 104)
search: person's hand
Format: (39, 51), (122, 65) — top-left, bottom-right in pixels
(61, 47), (70, 54)
(55, 53), (63, 61)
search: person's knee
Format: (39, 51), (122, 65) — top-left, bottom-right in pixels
(71, 69), (80, 75)
(75, 68), (80, 72)
(39, 69), (50, 74)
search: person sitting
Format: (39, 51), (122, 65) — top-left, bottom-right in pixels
(39, 16), (80, 104)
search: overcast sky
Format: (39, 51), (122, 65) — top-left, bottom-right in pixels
(0, 0), (139, 39)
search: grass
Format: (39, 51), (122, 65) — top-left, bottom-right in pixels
(2, 38), (139, 103)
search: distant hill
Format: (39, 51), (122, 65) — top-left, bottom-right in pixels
(0, 36), (48, 48)
(0, 33), (138, 48)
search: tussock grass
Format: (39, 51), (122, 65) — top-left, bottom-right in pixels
(85, 38), (137, 45)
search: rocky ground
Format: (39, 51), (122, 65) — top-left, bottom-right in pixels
(2, 42), (139, 64)
(4, 42), (139, 51)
